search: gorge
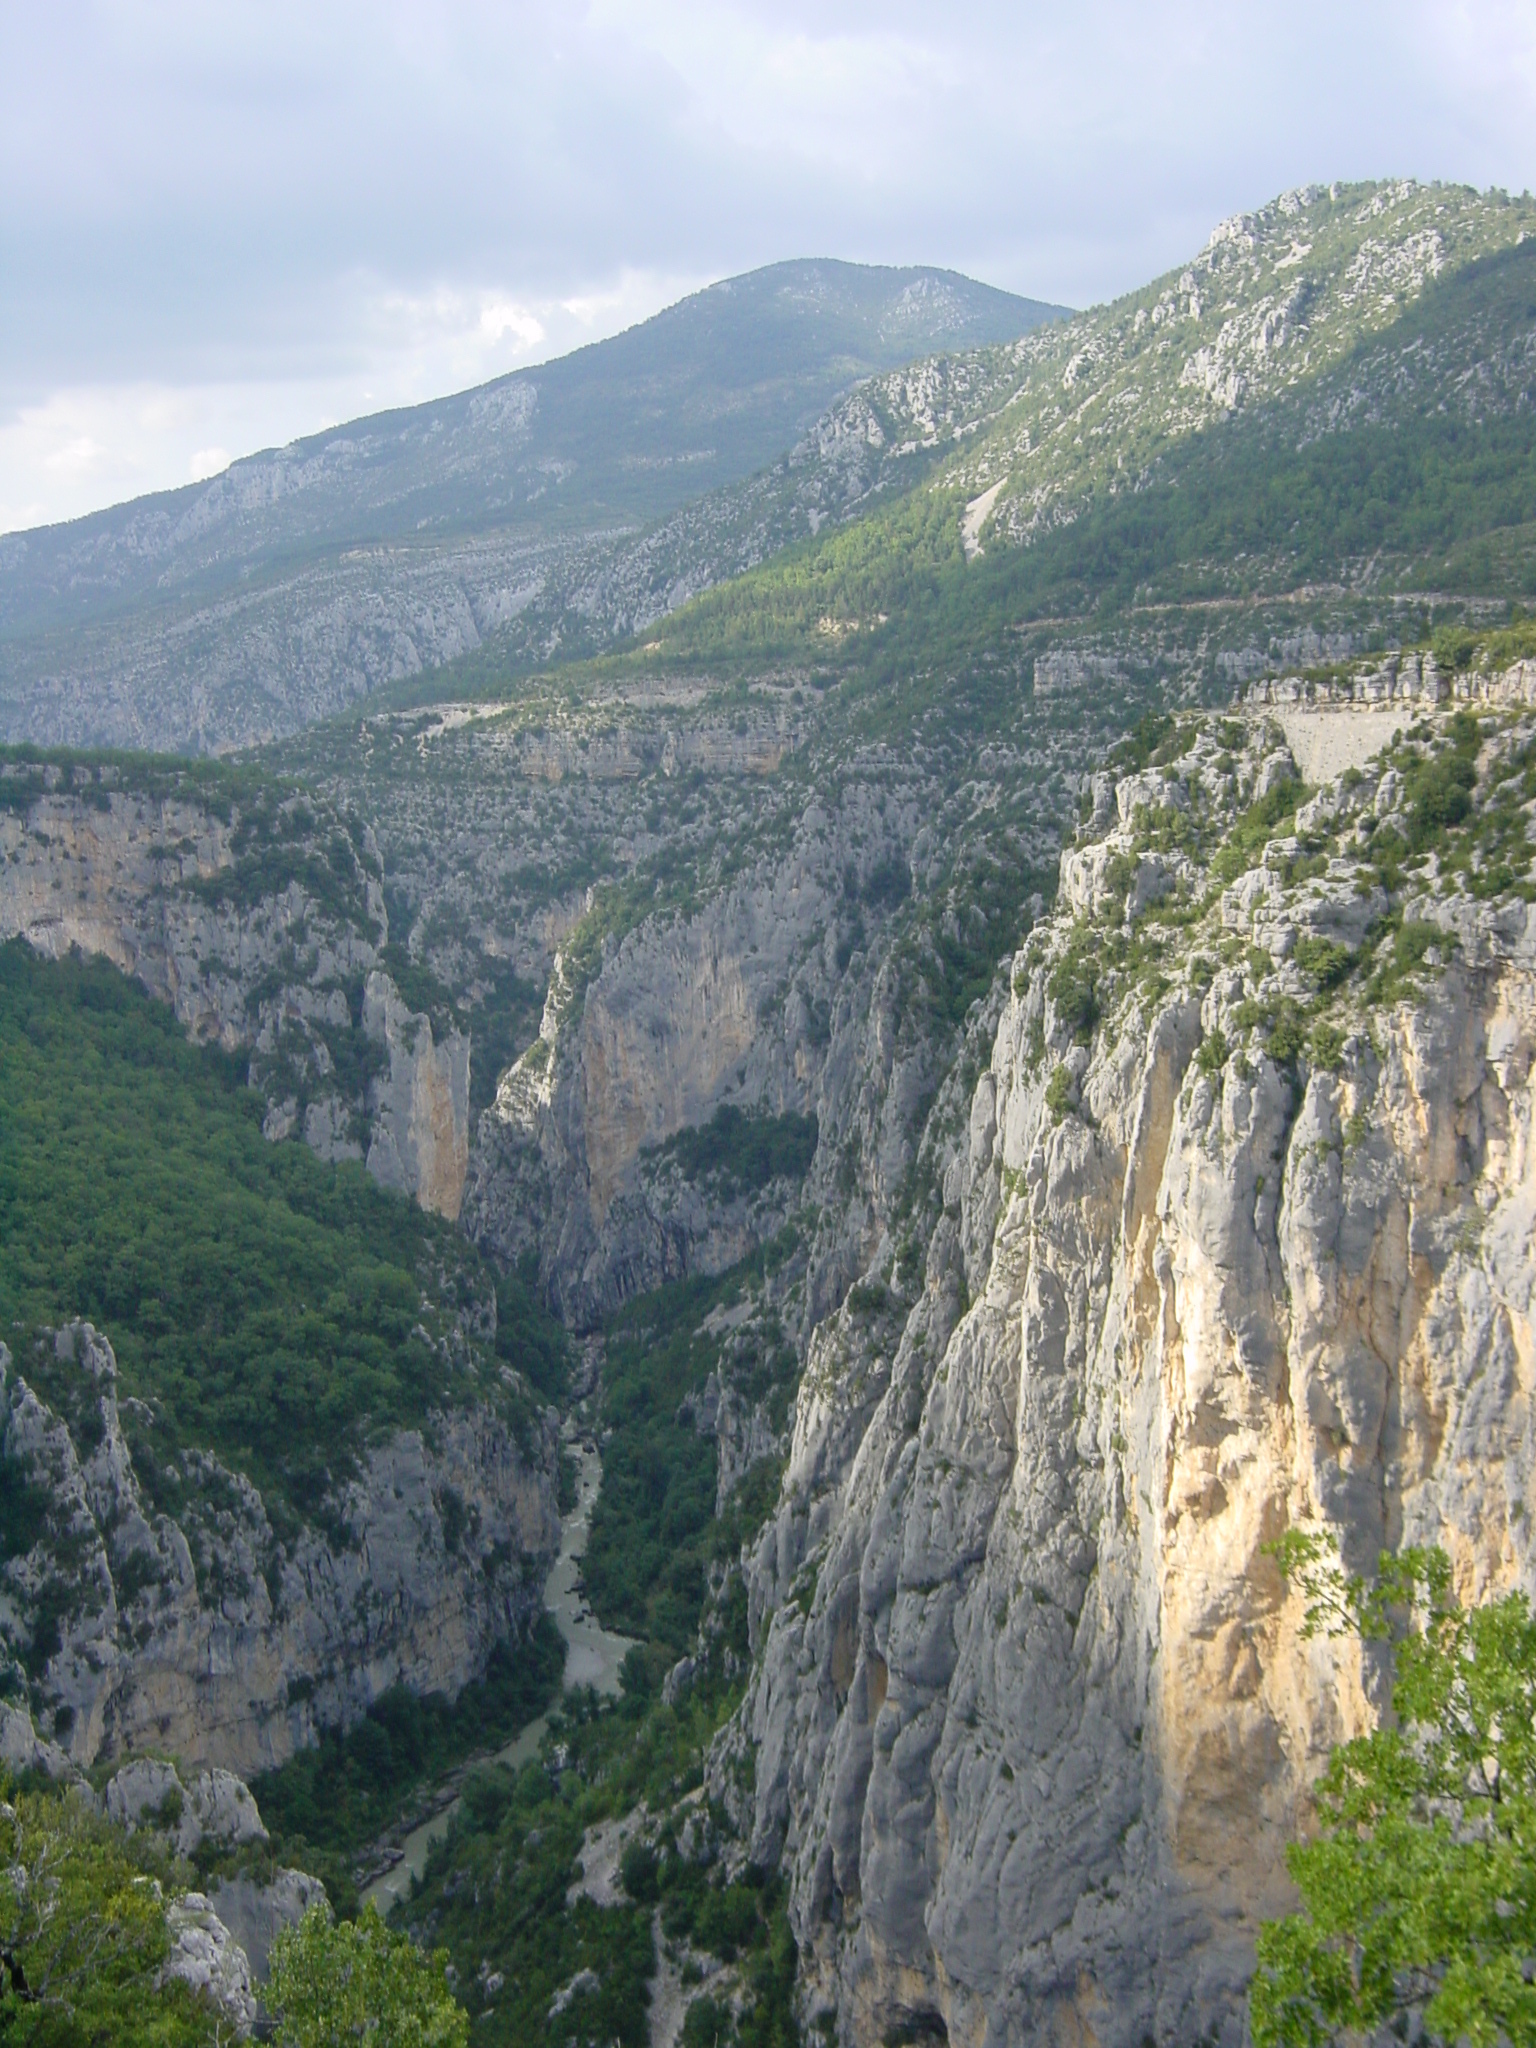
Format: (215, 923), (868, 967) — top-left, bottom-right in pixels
(4, 181), (1536, 2046)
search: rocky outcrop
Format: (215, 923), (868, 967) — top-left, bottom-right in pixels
(106, 1758), (269, 1858)
(714, 700), (1536, 2044)
(464, 777), (927, 1327)
(98, 1745), (327, 1984)
(362, 969), (471, 1219)
(0, 754), (467, 1213)
(159, 1893), (259, 2033)
(0, 1700), (74, 1781)
(209, 1868), (330, 1986)
(0, 1324), (560, 1777)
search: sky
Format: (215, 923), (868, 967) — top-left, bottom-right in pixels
(4, 1), (1535, 535)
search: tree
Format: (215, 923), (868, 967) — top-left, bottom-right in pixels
(1251, 1536), (1536, 2048)
(266, 1904), (466, 2048)
(0, 1779), (218, 2046)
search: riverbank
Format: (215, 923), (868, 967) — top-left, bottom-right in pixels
(360, 1411), (635, 1913)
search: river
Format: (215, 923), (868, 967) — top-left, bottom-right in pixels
(360, 1423), (635, 1913)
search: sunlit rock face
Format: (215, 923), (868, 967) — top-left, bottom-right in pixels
(363, 968), (470, 1220)
(713, 702), (1536, 2046)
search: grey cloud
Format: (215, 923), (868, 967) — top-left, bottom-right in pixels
(2, 0), (1533, 516)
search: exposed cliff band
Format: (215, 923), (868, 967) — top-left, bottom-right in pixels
(711, 682), (1536, 2045)
(0, 754), (470, 1218)
(0, 1324), (559, 1776)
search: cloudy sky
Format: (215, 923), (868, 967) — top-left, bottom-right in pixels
(4, 0), (1535, 534)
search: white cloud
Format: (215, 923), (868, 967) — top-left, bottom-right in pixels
(479, 301), (545, 351)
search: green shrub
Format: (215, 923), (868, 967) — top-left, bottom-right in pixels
(1047, 929), (1101, 1044)
(1293, 936), (1357, 992)
(654, 1105), (819, 1197)
(0, 1779), (219, 2045)
(1253, 1540), (1536, 2048)
(1309, 1021), (1347, 1070)
(1210, 778), (1308, 886)
(1044, 1064), (1075, 1120)
(1195, 1030), (1230, 1079)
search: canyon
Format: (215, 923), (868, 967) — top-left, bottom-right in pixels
(4, 181), (1536, 2046)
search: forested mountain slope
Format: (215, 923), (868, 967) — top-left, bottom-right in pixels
(0, 263), (1063, 753)
(631, 182), (1536, 684)
(0, 945), (564, 1776)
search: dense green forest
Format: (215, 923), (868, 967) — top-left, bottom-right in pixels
(584, 1251), (797, 1660)
(0, 943), (529, 1520)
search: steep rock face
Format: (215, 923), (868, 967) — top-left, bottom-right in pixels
(716, 700), (1536, 2045)
(464, 776), (932, 1328)
(362, 969), (471, 1220)
(0, 756), (468, 1213)
(0, 1325), (559, 1776)
(0, 762), (380, 1038)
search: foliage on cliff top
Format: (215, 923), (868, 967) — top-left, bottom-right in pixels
(268, 1902), (466, 2048)
(0, 942), (549, 1522)
(0, 743), (294, 821)
(1253, 1537), (1536, 2048)
(0, 1774), (222, 2046)
(1026, 703), (1536, 1115)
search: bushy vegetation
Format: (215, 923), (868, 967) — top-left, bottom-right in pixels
(0, 745), (297, 825)
(653, 1106), (818, 1196)
(494, 1266), (573, 1406)
(0, 1775), (219, 2046)
(0, 944), (537, 1520)
(251, 1616), (566, 1915)
(585, 1254), (797, 1657)
(268, 1902), (465, 2048)
(1254, 1539), (1536, 2048)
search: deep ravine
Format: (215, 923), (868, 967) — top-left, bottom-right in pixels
(362, 1386), (636, 1913)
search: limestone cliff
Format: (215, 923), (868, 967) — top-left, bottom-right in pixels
(462, 748), (1065, 1333)
(463, 774), (930, 1326)
(712, 684), (1536, 2044)
(0, 753), (469, 1215)
(0, 1324), (559, 1776)
(362, 968), (471, 1220)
